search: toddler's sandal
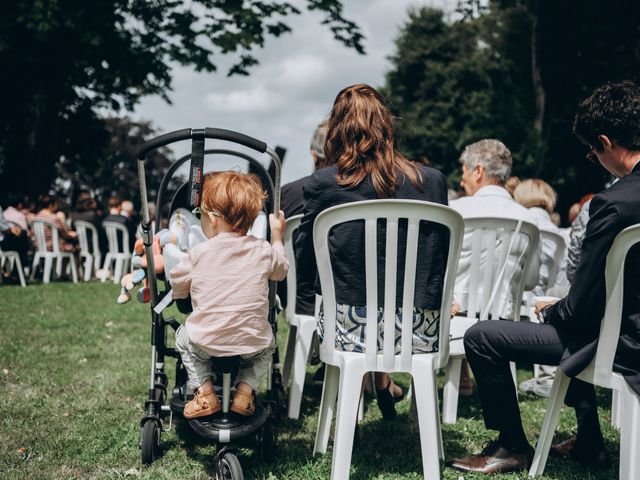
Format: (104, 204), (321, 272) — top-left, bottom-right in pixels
(183, 391), (221, 419)
(230, 390), (256, 417)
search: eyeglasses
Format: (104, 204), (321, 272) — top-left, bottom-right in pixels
(191, 206), (221, 220)
(586, 145), (599, 165)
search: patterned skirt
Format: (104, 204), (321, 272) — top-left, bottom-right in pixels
(318, 304), (440, 354)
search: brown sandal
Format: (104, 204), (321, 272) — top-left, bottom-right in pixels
(230, 390), (255, 417)
(183, 389), (221, 419)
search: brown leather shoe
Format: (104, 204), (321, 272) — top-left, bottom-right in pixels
(550, 435), (610, 467)
(447, 440), (534, 474)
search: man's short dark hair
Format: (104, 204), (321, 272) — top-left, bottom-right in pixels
(573, 81), (640, 152)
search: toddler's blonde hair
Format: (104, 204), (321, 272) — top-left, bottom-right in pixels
(201, 171), (267, 234)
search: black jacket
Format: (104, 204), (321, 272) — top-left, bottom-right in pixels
(294, 164), (449, 310)
(544, 162), (640, 395)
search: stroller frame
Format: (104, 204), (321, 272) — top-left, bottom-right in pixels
(135, 128), (285, 476)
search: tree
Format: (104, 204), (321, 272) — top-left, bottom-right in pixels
(56, 116), (178, 208)
(0, 0), (364, 202)
(385, 1), (640, 214)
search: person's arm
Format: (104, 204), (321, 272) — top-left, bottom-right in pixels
(268, 210), (289, 281)
(543, 194), (622, 334)
(169, 252), (194, 299)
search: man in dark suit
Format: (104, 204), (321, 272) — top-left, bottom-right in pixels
(278, 121), (329, 317)
(449, 81), (640, 474)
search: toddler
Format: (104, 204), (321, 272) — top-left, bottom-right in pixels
(170, 171), (288, 418)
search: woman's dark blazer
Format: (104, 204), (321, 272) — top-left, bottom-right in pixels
(294, 164), (449, 310)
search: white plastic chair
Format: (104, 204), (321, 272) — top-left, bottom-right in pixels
(442, 217), (540, 424)
(30, 219), (78, 284)
(529, 224), (640, 479)
(312, 199), (463, 480)
(74, 220), (102, 282)
(102, 221), (131, 284)
(0, 240), (26, 287)
(281, 214), (320, 419)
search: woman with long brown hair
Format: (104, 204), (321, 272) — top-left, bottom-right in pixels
(294, 83), (451, 419)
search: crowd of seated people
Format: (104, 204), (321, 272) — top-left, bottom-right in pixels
(0, 192), (145, 283)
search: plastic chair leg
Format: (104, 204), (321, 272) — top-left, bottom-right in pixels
(432, 373), (444, 461)
(611, 390), (622, 430)
(43, 256), (53, 284)
(529, 370), (570, 477)
(30, 254), (39, 281)
(83, 256), (92, 282)
(442, 358), (462, 424)
(314, 364), (339, 455)
(69, 256), (78, 283)
(288, 319), (315, 419)
(620, 387), (640, 480)
(55, 255), (63, 279)
(331, 365), (363, 480)
(15, 255), (26, 287)
(101, 254), (112, 282)
(413, 359), (441, 480)
(282, 324), (297, 387)
(113, 258), (123, 284)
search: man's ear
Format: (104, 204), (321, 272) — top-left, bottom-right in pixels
(474, 163), (485, 180)
(311, 150), (319, 168)
(598, 134), (614, 150)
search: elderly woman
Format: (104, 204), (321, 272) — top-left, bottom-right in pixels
(294, 84), (451, 419)
(514, 179), (568, 296)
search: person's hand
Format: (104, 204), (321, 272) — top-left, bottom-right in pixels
(68, 230), (78, 238)
(534, 299), (557, 316)
(450, 302), (462, 318)
(9, 225), (21, 236)
(269, 210), (286, 233)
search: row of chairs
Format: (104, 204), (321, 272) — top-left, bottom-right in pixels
(280, 200), (640, 480)
(0, 219), (132, 286)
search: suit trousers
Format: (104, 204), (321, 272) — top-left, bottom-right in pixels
(463, 320), (597, 435)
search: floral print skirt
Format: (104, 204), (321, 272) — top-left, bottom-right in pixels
(318, 303), (440, 354)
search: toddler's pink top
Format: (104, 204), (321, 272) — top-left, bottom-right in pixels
(170, 232), (288, 357)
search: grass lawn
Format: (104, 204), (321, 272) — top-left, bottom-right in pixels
(0, 282), (621, 479)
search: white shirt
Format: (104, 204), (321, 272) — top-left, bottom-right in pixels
(449, 185), (540, 318)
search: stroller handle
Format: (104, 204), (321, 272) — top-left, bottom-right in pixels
(136, 128), (267, 160)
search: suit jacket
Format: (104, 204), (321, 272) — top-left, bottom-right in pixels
(543, 162), (640, 395)
(277, 174), (316, 316)
(295, 164), (449, 309)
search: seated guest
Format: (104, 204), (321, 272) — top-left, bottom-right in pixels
(71, 191), (104, 253)
(0, 204), (30, 269)
(450, 139), (539, 319)
(449, 81), (640, 474)
(35, 194), (78, 253)
(102, 196), (135, 252)
(449, 140), (539, 396)
(295, 84), (451, 419)
(514, 179), (567, 296)
(278, 120), (329, 317)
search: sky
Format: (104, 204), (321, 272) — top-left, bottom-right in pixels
(132, 0), (456, 185)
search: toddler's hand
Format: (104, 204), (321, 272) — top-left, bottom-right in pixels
(269, 210), (286, 233)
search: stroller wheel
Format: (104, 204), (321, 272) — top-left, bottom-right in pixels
(217, 452), (243, 480)
(140, 421), (160, 465)
(260, 419), (276, 463)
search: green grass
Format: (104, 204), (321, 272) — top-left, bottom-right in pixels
(0, 282), (620, 479)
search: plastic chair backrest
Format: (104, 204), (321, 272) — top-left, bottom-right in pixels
(103, 221), (130, 255)
(590, 224), (640, 387)
(283, 214), (303, 324)
(539, 230), (566, 293)
(313, 199), (464, 372)
(31, 219), (60, 254)
(74, 220), (99, 255)
(462, 217), (539, 321)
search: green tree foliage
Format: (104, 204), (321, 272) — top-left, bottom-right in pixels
(386, 1), (640, 212)
(0, 0), (364, 202)
(56, 117), (177, 208)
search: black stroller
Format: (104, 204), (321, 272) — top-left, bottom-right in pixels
(135, 128), (286, 478)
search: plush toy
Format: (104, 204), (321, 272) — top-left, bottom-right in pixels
(116, 208), (205, 305)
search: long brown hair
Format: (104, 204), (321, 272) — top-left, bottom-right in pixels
(325, 83), (420, 197)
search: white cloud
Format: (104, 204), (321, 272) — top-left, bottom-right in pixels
(204, 84), (283, 113)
